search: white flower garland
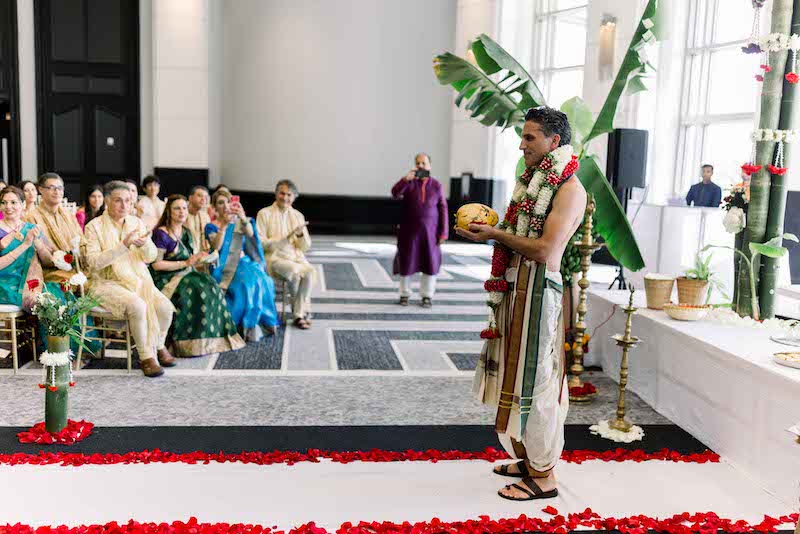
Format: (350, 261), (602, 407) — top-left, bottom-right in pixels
(758, 33), (800, 53)
(751, 129), (800, 143)
(706, 308), (800, 333)
(590, 420), (645, 443)
(39, 351), (72, 367)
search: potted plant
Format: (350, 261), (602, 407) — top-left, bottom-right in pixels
(676, 251), (726, 305)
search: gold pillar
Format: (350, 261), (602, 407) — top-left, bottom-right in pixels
(569, 194), (603, 403)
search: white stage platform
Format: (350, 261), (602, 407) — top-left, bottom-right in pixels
(585, 288), (800, 506)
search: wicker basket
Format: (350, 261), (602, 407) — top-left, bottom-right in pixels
(676, 276), (709, 305)
(644, 278), (675, 310)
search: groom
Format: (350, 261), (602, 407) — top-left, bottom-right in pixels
(456, 106), (586, 501)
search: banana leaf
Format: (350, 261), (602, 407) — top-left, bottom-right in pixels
(577, 156), (645, 271)
(584, 0), (660, 146)
(470, 34), (546, 111)
(560, 96), (594, 154)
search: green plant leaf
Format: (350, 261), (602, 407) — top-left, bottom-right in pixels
(750, 242), (788, 258)
(576, 156), (645, 271)
(584, 0), (661, 145)
(560, 96), (594, 146)
(626, 74), (649, 95)
(515, 155), (527, 178)
(783, 232), (799, 242)
(471, 34), (546, 109)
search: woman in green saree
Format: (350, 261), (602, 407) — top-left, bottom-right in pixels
(150, 195), (245, 357)
(0, 187), (56, 310)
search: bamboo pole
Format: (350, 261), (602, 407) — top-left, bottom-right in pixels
(759, 0), (800, 318)
(737, 0), (794, 317)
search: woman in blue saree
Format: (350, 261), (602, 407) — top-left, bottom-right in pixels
(205, 189), (279, 342)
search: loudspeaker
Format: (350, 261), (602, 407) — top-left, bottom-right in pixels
(607, 128), (648, 189)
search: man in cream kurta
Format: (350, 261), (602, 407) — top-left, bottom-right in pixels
(24, 173), (84, 283)
(186, 186), (211, 253)
(82, 181), (177, 378)
(455, 107), (586, 501)
(256, 180), (315, 328)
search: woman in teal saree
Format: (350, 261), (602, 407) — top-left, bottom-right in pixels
(150, 195), (245, 356)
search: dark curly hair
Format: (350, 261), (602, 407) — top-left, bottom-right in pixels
(524, 106), (572, 147)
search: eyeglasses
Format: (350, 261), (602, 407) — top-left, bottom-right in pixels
(41, 185), (64, 192)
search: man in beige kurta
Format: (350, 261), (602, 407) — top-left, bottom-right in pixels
(24, 173), (84, 283)
(256, 180), (314, 328)
(82, 181), (176, 378)
(186, 186), (211, 253)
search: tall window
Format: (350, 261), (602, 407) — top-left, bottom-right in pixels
(492, 0), (587, 186)
(675, 0), (761, 197)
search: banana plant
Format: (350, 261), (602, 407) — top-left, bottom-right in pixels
(433, 0), (663, 272)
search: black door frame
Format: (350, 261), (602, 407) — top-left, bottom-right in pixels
(0, 0), (22, 183)
(33, 0), (140, 187)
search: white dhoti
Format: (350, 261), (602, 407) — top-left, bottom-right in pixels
(473, 256), (568, 472)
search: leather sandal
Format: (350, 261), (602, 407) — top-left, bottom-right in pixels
(293, 318), (311, 330)
(498, 476), (558, 501)
(493, 460), (528, 478)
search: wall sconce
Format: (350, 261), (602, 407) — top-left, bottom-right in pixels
(599, 14), (617, 81)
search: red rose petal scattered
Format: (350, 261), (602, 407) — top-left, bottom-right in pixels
(0, 511), (794, 534)
(0, 446), (719, 467)
(542, 506), (559, 515)
(16, 420), (94, 446)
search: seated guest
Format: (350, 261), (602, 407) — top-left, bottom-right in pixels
(19, 181), (38, 214)
(76, 184), (104, 231)
(124, 179), (141, 216)
(208, 184), (230, 223)
(150, 195), (245, 357)
(256, 180), (315, 329)
(686, 164), (722, 208)
(205, 189), (279, 342)
(82, 181), (177, 378)
(25, 173), (84, 282)
(186, 186), (211, 253)
(0, 187), (55, 310)
(137, 175), (165, 229)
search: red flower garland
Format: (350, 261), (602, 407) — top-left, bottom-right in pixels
(483, 279), (509, 293)
(503, 203), (519, 226)
(518, 198), (535, 215)
(538, 155), (554, 171)
(561, 155), (580, 178)
(787, 72), (800, 84)
(546, 171), (561, 186)
(741, 163), (762, 176)
(0, 511), (794, 534)
(0, 447), (720, 467)
(490, 244), (511, 278)
(767, 164), (788, 175)
(480, 328), (501, 339)
(17, 420), (94, 445)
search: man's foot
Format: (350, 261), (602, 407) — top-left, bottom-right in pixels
(497, 473), (558, 501)
(141, 358), (164, 378)
(157, 347), (176, 367)
(421, 297), (432, 308)
(293, 317), (311, 330)
(399, 296), (409, 306)
(493, 460), (528, 478)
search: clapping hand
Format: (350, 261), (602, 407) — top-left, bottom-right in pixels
(186, 252), (208, 267)
(293, 222), (308, 237)
(24, 227), (39, 245)
(123, 231), (148, 248)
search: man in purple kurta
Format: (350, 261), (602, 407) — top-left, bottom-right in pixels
(392, 153), (449, 308)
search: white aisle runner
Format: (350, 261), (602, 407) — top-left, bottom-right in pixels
(1, 459), (791, 529)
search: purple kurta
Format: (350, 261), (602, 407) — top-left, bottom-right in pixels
(392, 177), (449, 276)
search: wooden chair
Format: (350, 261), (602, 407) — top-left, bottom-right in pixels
(77, 306), (135, 373)
(0, 304), (38, 374)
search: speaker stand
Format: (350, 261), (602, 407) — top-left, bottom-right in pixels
(609, 264), (628, 290)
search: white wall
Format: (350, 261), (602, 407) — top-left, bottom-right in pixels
(140, 0), (154, 177)
(153, 0), (210, 170)
(221, 0), (456, 197)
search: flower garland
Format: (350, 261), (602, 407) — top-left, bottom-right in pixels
(17, 420), (93, 445)
(0, 511), (794, 534)
(745, 32), (800, 83)
(741, 128), (800, 178)
(0, 447), (720, 467)
(37, 350), (76, 391)
(481, 145), (579, 339)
